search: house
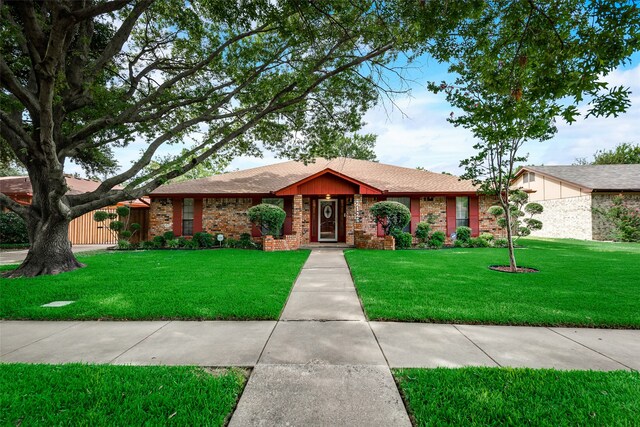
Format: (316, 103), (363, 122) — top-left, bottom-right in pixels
(513, 164), (640, 240)
(149, 157), (503, 247)
(0, 175), (150, 245)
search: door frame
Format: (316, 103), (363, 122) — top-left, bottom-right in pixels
(318, 199), (338, 242)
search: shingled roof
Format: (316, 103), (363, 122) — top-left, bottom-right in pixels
(0, 175), (106, 196)
(151, 157), (477, 195)
(518, 164), (640, 192)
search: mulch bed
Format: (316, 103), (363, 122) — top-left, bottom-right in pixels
(489, 265), (539, 273)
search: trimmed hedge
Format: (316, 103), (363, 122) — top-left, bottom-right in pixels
(370, 201), (411, 236)
(247, 203), (286, 236)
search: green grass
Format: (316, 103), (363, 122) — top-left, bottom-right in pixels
(0, 364), (246, 426)
(0, 249), (309, 320)
(345, 238), (640, 327)
(394, 367), (640, 426)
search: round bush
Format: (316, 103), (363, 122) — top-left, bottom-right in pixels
(193, 231), (215, 248)
(415, 222), (431, 242)
(455, 226), (472, 243)
(93, 211), (109, 222)
(428, 231), (446, 248)
(0, 212), (28, 244)
(393, 231), (413, 249)
(116, 205), (130, 217)
(247, 204), (286, 236)
(369, 201), (411, 236)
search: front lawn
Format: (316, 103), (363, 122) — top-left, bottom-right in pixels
(394, 367), (640, 426)
(0, 364), (245, 426)
(345, 239), (640, 327)
(0, 249), (309, 320)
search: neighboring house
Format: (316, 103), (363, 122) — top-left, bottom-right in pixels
(0, 175), (150, 245)
(513, 164), (640, 240)
(149, 157), (503, 245)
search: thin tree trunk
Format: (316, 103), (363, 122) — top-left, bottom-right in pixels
(503, 205), (517, 272)
(3, 213), (84, 278)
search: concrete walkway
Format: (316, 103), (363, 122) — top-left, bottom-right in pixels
(0, 244), (110, 265)
(2, 248), (640, 425)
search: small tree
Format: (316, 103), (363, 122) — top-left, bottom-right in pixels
(369, 201), (411, 236)
(247, 204), (286, 237)
(94, 206), (141, 244)
(594, 196), (640, 242)
(488, 190), (543, 241)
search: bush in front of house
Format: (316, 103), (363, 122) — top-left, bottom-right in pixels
(152, 235), (166, 248)
(428, 231), (446, 248)
(193, 232), (216, 248)
(493, 238), (509, 248)
(480, 232), (494, 241)
(226, 232), (257, 249)
(392, 230), (413, 249)
(0, 212), (29, 244)
(370, 201), (411, 236)
(469, 237), (491, 248)
(247, 203), (286, 237)
(415, 222), (431, 243)
(455, 226), (472, 244)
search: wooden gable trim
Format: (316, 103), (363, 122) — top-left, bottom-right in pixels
(274, 168), (383, 196)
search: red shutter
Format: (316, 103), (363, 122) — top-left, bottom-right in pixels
(410, 198), (420, 234)
(193, 199), (203, 233)
(251, 197), (261, 237)
(172, 198), (182, 236)
(469, 196), (480, 237)
(283, 198), (293, 235)
(446, 197), (456, 236)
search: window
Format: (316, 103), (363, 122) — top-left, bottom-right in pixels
(456, 197), (469, 228)
(182, 198), (194, 236)
(387, 197), (411, 232)
(523, 172), (535, 184)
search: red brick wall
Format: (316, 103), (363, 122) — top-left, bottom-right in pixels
(354, 230), (395, 250)
(150, 198), (173, 237)
(263, 234), (300, 251)
(202, 197), (253, 239)
(479, 195), (506, 237)
(419, 197), (447, 234)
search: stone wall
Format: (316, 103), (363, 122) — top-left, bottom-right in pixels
(354, 230), (395, 250)
(591, 192), (640, 241)
(528, 195), (593, 240)
(263, 234), (300, 251)
(301, 197), (311, 244)
(202, 197), (253, 239)
(149, 198), (173, 237)
(361, 196), (382, 236)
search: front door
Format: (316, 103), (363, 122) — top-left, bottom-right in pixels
(318, 199), (338, 242)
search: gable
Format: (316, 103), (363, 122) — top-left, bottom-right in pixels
(275, 169), (381, 196)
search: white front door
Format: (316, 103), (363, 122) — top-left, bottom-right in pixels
(318, 199), (338, 242)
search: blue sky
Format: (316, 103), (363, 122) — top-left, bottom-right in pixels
(229, 52), (640, 175)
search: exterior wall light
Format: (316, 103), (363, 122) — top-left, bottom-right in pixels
(325, 194), (331, 199)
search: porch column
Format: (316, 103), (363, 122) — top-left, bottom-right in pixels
(347, 194), (362, 245)
(292, 194), (303, 239)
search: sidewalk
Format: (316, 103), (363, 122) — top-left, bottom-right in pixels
(0, 244), (111, 265)
(2, 249), (639, 425)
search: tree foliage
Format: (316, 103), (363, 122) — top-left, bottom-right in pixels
(575, 142), (640, 165)
(594, 196), (640, 242)
(369, 201), (411, 236)
(488, 190), (544, 241)
(247, 203), (286, 237)
(310, 133), (378, 161)
(427, 0), (639, 271)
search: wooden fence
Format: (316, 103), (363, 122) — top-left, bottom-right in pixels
(68, 207), (150, 245)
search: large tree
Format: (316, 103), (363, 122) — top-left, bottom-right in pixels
(428, 0), (638, 271)
(0, 0), (474, 277)
(575, 142), (640, 165)
(310, 133), (378, 161)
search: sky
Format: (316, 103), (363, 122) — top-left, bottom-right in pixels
(227, 53), (640, 175)
(66, 52), (640, 178)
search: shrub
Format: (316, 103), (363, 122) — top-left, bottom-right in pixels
(455, 226), (472, 244)
(193, 232), (215, 248)
(428, 231), (446, 248)
(392, 230), (413, 249)
(184, 239), (199, 249)
(166, 239), (181, 249)
(237, 233), (257, 249)
(0, 212), (29, 244)
(163, 231), (175, 241)
(152, 235), (166, 247)
(177, 237), (188, 248)
(469, 237), (491, 248)
(594, 196), (640, 242)
(488, 189), (544, 242)
(493, 238), (509, 248)
(415, 222), (431, 243)
(453, 239), (467, 248)
(139, 240), (156, 250)
(117, 239), (132, 250)
(94, 206), (140, 243)
(247, 204), (286, 236)
(479, 232), (494, 241)
(225, 238), (238, 248)
(369, 201), (411, 236)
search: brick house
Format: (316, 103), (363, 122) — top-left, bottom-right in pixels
(513, 164), (640, 240)
(149, 158), (504, 247)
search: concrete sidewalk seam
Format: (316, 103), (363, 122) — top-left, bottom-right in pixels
(0, 321), (81, 357)
(108, 321), (172, 364)
(453, 324), (502, 367)
(546, 327), (633, 371)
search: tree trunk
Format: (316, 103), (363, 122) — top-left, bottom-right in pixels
(503, 205), (518, 272)
(3, 215), (84, 278)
